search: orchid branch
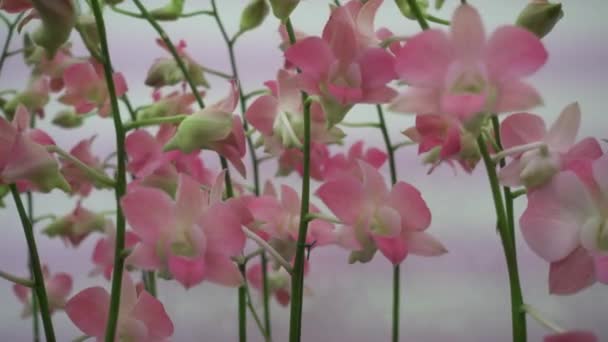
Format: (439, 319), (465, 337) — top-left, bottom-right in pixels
(0, 269), (34, 287)
(0, 12), (25, 78)
(47, 145), (116, 188)
(123, 114), (187, 131)
(242, 226), (293, 275)
(522, 304), (565, 334)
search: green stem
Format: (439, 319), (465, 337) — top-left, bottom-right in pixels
(339, 121), (381, 128)
(124, 114), (187, 131)
(0, 13), (24, 78)
(238, 263), (248, 342)
(425, 14), (450, 25)
(10, 185), (55, 342)
(492, 116), (516, 248)
(244, 89), (269, 101)
(143, 271), (157, 297)
(405, 0), (430, 30)
(0, 269), (34, 287)
(376, 104), (400, 342)
(242, 264), (270, 342)
(132, 0), (234, 198)
(477, 135), (527, 342)
(89, 3), (129, 342)
(260, 252), (272, 338)
(47, 145), (115, 188)
(201, 65), (233, 79)
(522, 304), (564, 334)
(180, 10), (215, 18)
(26, 192), (40, 342)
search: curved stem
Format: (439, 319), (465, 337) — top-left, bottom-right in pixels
(425, 14), (450, 26)
(0, 269), (34, 287)
(89, 2), (129, 342)
(477, 135), (527, 342)
(10, 185), (55, 342)
(201, 65), (233, 79)
(180, 10), (214, 18)
(260, 252), (271, 338)
(47, 145), (115, 188)
(405, 0), (430, 30)
(492, 116), (516, 248)
(124, 114), (187, 131)
(242, 227), (293, 274)
(522, 304), (565, 334)
(0, 13), (24, 78)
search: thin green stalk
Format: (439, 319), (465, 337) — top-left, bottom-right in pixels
(238, 263), (247, 342)
(376, 104), (401, 342)
(0, 269), (34, 287)
(492, 116), (516, 248)
(0, 13), (24, 78)
(143, 271), (157, 297)
(10, 185), (55, 342)
(260, 252), (272, 337)
(180, 10), (215, 18)
(405, 0), (430, 30)
(426, 14), (450, 25)
(132, 0), (235, 198)
(26, 192), (40, 342)
(124, 114), (187, 131)
(477, 135), (527, 342)
(89, 2), (128, 342)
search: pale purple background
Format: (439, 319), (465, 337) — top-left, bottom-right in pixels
(1, 0), (607, 341)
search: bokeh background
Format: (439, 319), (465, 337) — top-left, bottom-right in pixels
(1, 0), (607, 341)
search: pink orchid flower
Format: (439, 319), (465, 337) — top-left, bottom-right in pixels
(126, 127), (214, 195)
(91, 223), (140, 280)
(42, 201), (105, 247)
(164, 82), (247, 176)
(403, 114), (480, 173)
(29, 44), (78, 92)
(0, 105), (70, 192)
(520, 154), (608, 295)
(284, 0), (397, 125)
(60, 60), (128, 117)
(60, 136), (107, 196)
(545, 331), (598, 342)
(247, 259), (310, 307)
(277, 142), (330, 181)
(317, 160), (446, 264)
(390, 4), (547, 125)
(66, 273), (174, 342)
(0, 0), (31, 13)
(121, 173), (246, 288)
(13, 265), (72, 317)
(322, 140), (387, 180)
(246, 183), (335, 249)
(499, 102), (602, 188)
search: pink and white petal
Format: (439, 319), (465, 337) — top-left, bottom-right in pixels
(65, 287), (110, 337)
(591, 153), (608, 197)
(493, 80), (543, 114)
(356, 0), (383, 40)
(246, 195), (283, 224)
(520, 172), (594, 262)
(327, 83), (363, 105)
(388, 88), (441, 114)
(316, 177), (365, 224)
(168, 255), (207, 289)
(13, 105), (30, 132)
(450, 4), (486, 63)
(374, 235), (408, 265)
(46, 273), (72, 301)
(361, 86), (397, 104)
(13, 284), (29, 303)
(359, 160), (389, 202)
(549, 247), (596, 295)
(486, 26), (548, 82)
(395, 29), (453, 87)
(120, 318), (148, 342)
(561, 138), (603, 171)
(440, 93), (486, 121)
(544, 331), (598, 342)
(202, 202), (246, 256)
(126, 243), (163, 270)
(112, 72), (128, 97)
(132, 291), (174, 339)
(500, 113), (546, 150)
(371, 206), (402, 237)
(285, 37), (333, 77)
(119, 273), (138, 314)
(406, 231), (447, 256)
(334, 225), (362, 250)
(63, 63), (98, 89)
(307, 220), (336, 246)
(212, 80), (239, 113)
(389, 182), (431, 231)
(498, 159), (524, 187)
(245, 95), (279, 136)
(175, 173), (205, 229)
(280, 185), (301, 215)
(204, 253), (244, 287)
(358, 48), (397, 89)
(322, 6), (357, 65)
(594, 255), (608, 284)
(121, 186), (174, 243)
(27, 129), (55, 146)
(364, 147), (387, 169)
(277, 69), (301, 115)
(546, 102), (581, 152)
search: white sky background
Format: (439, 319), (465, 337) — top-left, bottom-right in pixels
(0, 0), (607, 340)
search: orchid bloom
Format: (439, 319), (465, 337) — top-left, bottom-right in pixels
(247, 260), (309, 307)
(121, 173), (246, 288)
(91, 223), (140, 280)
(246, 183), (335, 251)
(520, 154), (608, 294)
(164, 81), (247, 176)
(145, 39), (208, 88)
(60, 136), (107, 196)
(13, 266), (72, 317)
(126, 127), (214, 195)
(390, 4), (548, 128)
(499, 102), (602, 189)
(43, 201), (106, 247)
(403, 114), (480, 173)
(4, 76), (50, 118)
(65, 273), (174, 342)
(317, 161), (446, 264)
(544, 331), (598, 342)
(27, 44), (78, 92)
(285, 0), (397, 125)
(60, 60), (128, 117)
(277, 142), (330, 181)
(323, 140), (387, 180)
(0, 105), (70, 192)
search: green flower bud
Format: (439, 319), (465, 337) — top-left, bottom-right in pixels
(30, 0), (77, 57)
(163, 111), (233, 153)
(269, 0), (299, 20)
(145, 58), (208, 88)
(434, 0), (445, 10)
(516, 0), (563, 38)
(240, 0), (269, 33)
(149, 0), (185, 21)
(52, 109), (84, 128)
(0, 185), (9, 208)
(75, 14), (101, 55)
(394, 0), (429, 20)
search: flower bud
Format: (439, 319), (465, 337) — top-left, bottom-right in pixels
(43, 206), (106, 246)
(240, 0), (269, 33)
(394, 0), (429, 20)
(163, 112), (234, 153)
(3, 78), (50, 119)
(149, 0), (185, 21)
(145, 58), (208, 88)
(269, 0), (299, 20)
(516, 0), (563, 38)
(434, 0), (445, 10)
(52, 109), (84, 128)
(30, 0), (77, 57)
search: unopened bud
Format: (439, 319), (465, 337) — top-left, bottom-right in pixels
(269, 0), (299, 20)
(240, 0), (269, 33)
(52, 109), (84, 128)
(30, 0), (77, 57)
(149, 0), (185, 21)
(516, 0), (563, 38)
(164, 111), (233, 153)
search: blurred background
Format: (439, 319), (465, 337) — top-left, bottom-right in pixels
(1, 0), (607, 341)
